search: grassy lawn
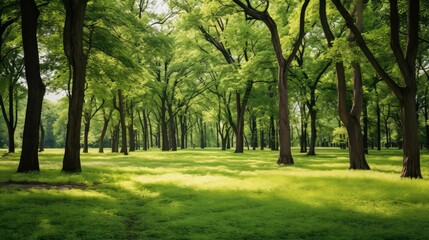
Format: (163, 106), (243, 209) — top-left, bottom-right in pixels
(0, 148), (428, 239)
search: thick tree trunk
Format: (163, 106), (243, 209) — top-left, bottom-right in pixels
(400, 88), (422, 178)
(17, 0), (45, 172)
(347, 117), (370, 169)
(61, 0), (88, 172)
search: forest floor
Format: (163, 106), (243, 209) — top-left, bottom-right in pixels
(0, 148), (428, 239)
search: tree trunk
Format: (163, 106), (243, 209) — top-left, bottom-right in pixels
(250, 115), (258, 150)
(425, 103), (429, 150)
(61, 0), (88, 172)
(269, 114), (275, 150)
(98, 109), (112, 153)
(17, 0), (46, 172)
(308, 98), (317, 155)
(117, 90), (128, 155)
(82, 115), (90, 153)
(400, 87), (421, 178)
(300, 103), (307, 153)
(111, 122), (120, 153)
(347, 117), (370, 169)
(277, 64), (294, 164)
(160, 99), (169, 151)
(168, 104), (177, 151)
(39, 123), (44, 152)
(363, 97), (369, 154)
(234, 81), (253, 153)
(376, 93), (381, 151)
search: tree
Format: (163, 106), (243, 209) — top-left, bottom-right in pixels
(233, 0), (310, 164)
(319, 0), (370, 169)
(17, 0), (46, 172)
(0, 48), (23, 153)
(332, 0), (422, 178)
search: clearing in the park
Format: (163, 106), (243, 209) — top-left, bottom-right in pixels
(0, 148), (428, 239)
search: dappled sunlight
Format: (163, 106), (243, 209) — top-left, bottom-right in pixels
(1, 148), (429, 239)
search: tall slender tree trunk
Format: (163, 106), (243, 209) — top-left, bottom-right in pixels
(117, 90), (128, 155)
(376, 91), (381, 151)
(308, 98), (317, 155)
(424, 103), (429, 150)
(39, 123), (44, 152)
(61, 0), (88, 172)
(17, 0), (45, 172)
(363, 97), (369, 154)
(128, 101), (135, 152)
(98, 109), (112, 153)
(168, 104), (177, 151)
(82, 115), (90, 153)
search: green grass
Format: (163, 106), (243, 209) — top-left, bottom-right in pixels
(0, 148), (428, 239)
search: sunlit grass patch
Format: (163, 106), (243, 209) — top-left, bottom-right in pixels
(0, 147), (428, 239)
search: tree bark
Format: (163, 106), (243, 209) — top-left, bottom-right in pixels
(17, 0), (46, 172)
(61, 0), (88, 172)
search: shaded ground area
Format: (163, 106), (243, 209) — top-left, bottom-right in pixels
(0, 181), (87, 190)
